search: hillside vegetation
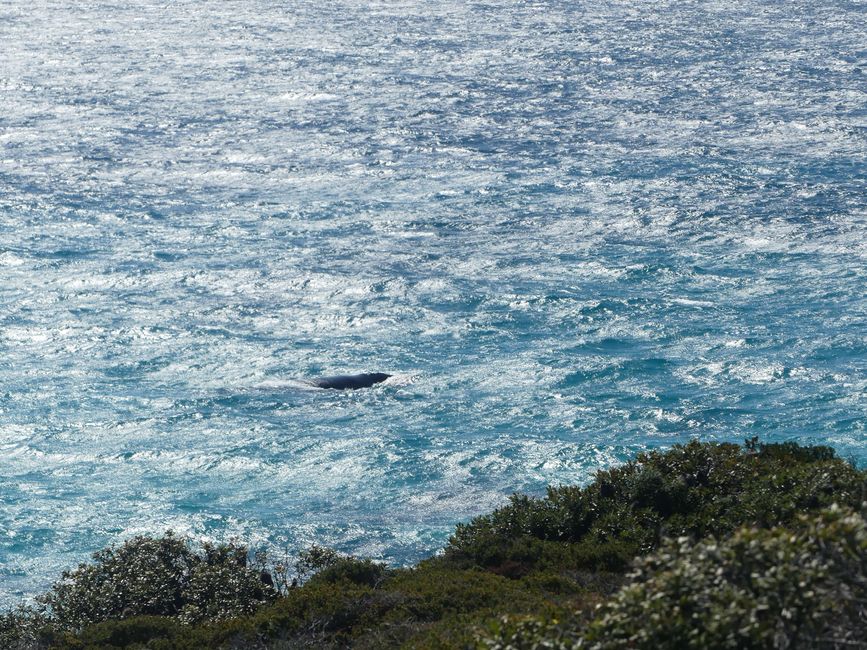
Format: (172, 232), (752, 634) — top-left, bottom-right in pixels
(2, 438), (865, 649)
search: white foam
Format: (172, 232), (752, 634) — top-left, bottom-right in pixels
(1, 0), (864, 608)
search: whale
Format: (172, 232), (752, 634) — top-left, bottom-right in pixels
(308, 372), (391, 390)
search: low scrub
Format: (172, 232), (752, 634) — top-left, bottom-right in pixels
(43, 535), (276, 628)
(0, 534), (277, 648)
(479, 505), (867, 649)
(2, 438), (864, 649)
(447, 438), (866, 574)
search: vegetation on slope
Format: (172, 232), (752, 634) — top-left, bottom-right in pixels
(481, 505), (867, 649)
(2, 438), (864, 649)
(446, 438), (863, 575)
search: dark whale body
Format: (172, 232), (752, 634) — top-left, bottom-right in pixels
(309, 373), (391, 390)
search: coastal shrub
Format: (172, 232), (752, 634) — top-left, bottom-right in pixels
(588, 505), (867, 648)
(480, 506), (867, 649)
(37, 533), (276, 631)
(171, 563), (590, 649)
(6, 439), (865, 649)
(293, 544), (342, 584)
(228, 580), (378, 647)
(64, 615), (184, 649)
(478, 616), (581, 650)
(38, 533), (196, 630)
(177, 549), (275, 624)
(0, 606), (52, 650)
(448, 439), (866, 573)
(306, 557), (389, 588)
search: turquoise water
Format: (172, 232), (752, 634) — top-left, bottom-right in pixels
(1, 0), (865, 605)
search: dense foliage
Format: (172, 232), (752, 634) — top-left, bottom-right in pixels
(43, 535), (276, 628)
(480, 505), (867, 649)
(1, 439), (864, 649)
(0, 535), (277, 648)
(446, 439), (865, 574)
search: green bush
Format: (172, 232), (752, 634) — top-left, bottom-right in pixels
(37, 533), (276, 632)
(0, 606), (52, 650)
(587, 505), (867, 649)
(306, 557), (389, 588)
(178, 556), (274, 624)
(4, 439), (864, 649)
(292, 544), (342, 584)
(478, 615), (581, 650)
(38, 533), (197, 630)
(478, 506), (867, 649)
(66, 615), (184, 649)
(448, 440), (866, 573)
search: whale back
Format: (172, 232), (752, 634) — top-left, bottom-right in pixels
(310, 373), (391, 390)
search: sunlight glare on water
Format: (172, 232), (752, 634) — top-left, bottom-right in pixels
(0, 0), (865, 604)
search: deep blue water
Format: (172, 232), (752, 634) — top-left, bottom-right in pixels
(1, 0), (865, 605)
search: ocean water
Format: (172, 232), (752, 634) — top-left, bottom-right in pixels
(1, 0), (865, 606)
